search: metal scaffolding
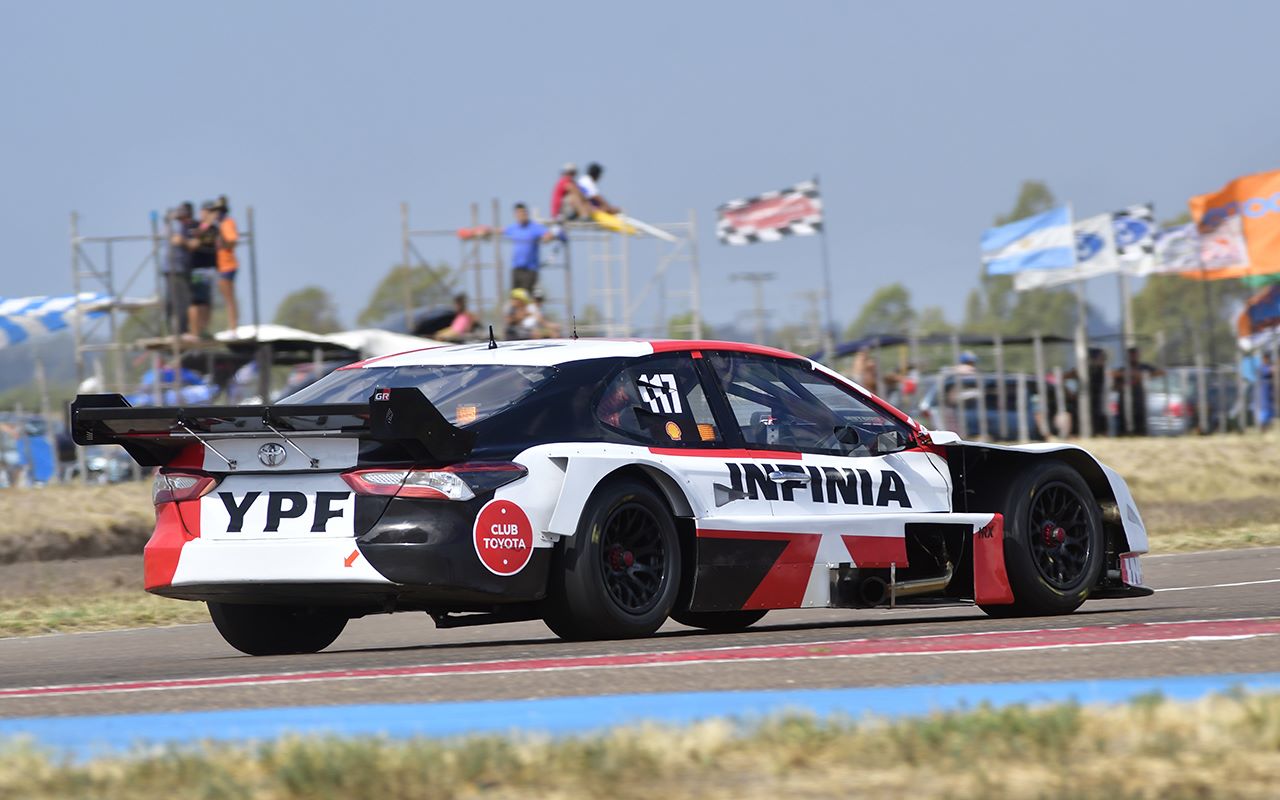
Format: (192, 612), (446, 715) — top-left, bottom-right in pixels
(399, 203), (702, 339)
(69, 207), (261, 398)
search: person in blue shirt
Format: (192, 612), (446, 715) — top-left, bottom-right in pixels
(504, 202), (554, 293)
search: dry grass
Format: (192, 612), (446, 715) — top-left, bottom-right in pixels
(1068, 434), (1280, 552)
(0, 481), (152, 563)
(0, 591), (207, 638)
(2, 692), (1278, 799)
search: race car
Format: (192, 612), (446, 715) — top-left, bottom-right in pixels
(70, 339), (1151, 655)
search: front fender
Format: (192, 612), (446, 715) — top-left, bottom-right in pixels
(930, 431), (1148, 554)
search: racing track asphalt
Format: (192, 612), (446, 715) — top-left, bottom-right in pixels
(1, 546), (1278, 719)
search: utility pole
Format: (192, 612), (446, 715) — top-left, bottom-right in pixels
(797, 290), (824, 354)
(731, 271), (776, 345)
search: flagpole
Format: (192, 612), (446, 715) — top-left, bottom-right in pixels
(815, 174), (837, 358)
(1070, 202), (1093, 439)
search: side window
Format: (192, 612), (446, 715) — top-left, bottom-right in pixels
(707, 353), (911, 456)
(595, 356), (722, 446)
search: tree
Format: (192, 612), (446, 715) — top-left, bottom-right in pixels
(273, 286), (342, 334)
(665, 311), (711, 340)
(845, 283), (915, 340)
(357, 262), (454, 326)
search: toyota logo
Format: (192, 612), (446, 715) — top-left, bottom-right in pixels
(257, 442), (288, 467)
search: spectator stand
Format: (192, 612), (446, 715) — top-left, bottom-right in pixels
(399, 202), (702, 339)
(69, 207), (262, 401)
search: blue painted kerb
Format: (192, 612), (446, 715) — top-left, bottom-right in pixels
(3, 672), (1279, 761)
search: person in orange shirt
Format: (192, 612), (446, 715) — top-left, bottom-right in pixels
(213, 195), (240, 333)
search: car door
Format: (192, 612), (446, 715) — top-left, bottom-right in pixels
(593, 351), (777, 529)
(698, 352), (952, 609)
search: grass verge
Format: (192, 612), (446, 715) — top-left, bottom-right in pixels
(2, 693), (1278, 799)
(0, 591), (207, 638)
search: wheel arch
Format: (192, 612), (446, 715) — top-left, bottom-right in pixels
(946, 443), (1134, 555)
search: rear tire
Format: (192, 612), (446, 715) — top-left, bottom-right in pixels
(208, 602), (347, 656)
(670, 608), (768, 632)
(979, 461), (1104, 618)
(543, 477), (681, 641)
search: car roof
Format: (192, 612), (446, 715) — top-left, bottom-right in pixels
(341, 339), (806, 369)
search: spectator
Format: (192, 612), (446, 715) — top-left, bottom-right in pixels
(505, 288), (534, 339)
(186, 201), (221, 340)
(163, 202), (196, 334)
(213, 196), (240, 334)
(550, 163), (591, 222)
(504, 202), (554, 293)
(577, 162), (620, 214)
(1114, 346), (1158, 436)
(1261, 351), (1275, 430)
(955, 350), (978, 374)
(1087, 347), (1109, 436)
(435, 293), (477, 342)
(528, 288), (560, 338)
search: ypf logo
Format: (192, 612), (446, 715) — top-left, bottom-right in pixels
(257, 442), (287, 467)
(473, 499), (534, 576)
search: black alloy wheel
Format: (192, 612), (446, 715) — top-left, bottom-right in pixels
(979, 461), (1105, 618)
(543, 476), (681, 641)
(599, 501), (668, 615)
(1027, 482), (1093, 590)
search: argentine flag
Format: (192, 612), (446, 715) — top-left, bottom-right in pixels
(981, 206), (1076, 276)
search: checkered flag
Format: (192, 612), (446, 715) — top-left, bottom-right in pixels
(717, 180), (823, 245)
(1112, 204), (1156, 266)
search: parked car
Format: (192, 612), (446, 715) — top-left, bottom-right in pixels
(914, 372), (1052, 441)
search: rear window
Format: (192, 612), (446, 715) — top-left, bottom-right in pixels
(280, 364), (556, 427)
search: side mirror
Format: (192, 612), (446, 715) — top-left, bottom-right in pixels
(873, 429), (908, 455)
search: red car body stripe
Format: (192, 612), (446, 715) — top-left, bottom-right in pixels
(144, 502), (197, 590)
(647, 447), (803, 461)
(973, 515), (1015, 605)
(338, 345), (447, 370)
(841, 534), (908, 568)
(698, 529), (821, 609)
(649, 340), (803, 360)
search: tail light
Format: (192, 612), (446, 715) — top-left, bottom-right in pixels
(152, 471), (216, 505)
(342, 462), (527, 501)
(1168, 399), (1187, 418)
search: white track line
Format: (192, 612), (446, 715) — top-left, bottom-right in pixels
(1158, 578), (1280, 593)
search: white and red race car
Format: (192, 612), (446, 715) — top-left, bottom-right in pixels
(71, 339), (1151, 655)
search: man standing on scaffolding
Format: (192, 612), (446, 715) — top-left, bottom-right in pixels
(163, 202), (196, 335)
(504, 202), (554, 293)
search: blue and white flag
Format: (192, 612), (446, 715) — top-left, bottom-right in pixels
(981, 206), (1076, 277)
(1013, 212), (1118, 291)
(0, 293), (109, 348)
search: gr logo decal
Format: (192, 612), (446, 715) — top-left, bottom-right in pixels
(473, 499), (534, 576)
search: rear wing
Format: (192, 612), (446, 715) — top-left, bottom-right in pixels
(69, 387), (475, 467)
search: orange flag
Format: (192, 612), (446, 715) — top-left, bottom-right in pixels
(1187, 168), (1280, 280)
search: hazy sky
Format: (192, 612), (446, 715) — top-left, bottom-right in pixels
(3, 1), (1278, 336)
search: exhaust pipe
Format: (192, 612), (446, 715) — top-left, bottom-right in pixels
(849, 563), (955, 607)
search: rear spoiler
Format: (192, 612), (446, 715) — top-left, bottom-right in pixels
(69, 387), (475, 467)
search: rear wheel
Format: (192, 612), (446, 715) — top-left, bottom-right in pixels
(670, 608), (768, 632)
(543, 477), (681, 641)
(979, 461), (1104, 618)
(208, 602), (347, 656)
